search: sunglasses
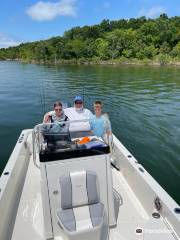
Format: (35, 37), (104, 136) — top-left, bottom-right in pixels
(75, 101), (83, 104)
(55, 108), (62, 112)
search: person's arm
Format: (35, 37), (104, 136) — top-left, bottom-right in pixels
(106, 122), (112, 137)
(103, 115), (112, 145)
(43, 111), (54, 123)
(104, 114), (112, 134)
(88, 116), (94, 135)
(43, 112), (50, 123)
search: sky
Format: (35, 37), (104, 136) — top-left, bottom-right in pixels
(0, 0), (179, 48)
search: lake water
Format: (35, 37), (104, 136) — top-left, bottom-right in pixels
(0, 61), (180, 204)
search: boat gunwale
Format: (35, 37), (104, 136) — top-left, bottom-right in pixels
(0, 129), (32, 240)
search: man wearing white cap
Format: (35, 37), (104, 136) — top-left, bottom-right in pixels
(64, 96), (93, 132)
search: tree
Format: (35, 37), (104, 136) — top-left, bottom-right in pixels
(106, 29), (138, 58)
(0, 15), (180, 62)
(34, 43), (49, 61)
(136, 45), (158, 59)
(95, 38), (109, 60)
(160, 42), (171, 54)
(171, 42), (180, 58)
(100, 19), (111, 32)
(159, 13), (168, 20)
(84, 39), (96, 58)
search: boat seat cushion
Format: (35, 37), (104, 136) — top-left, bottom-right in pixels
(58, 170), (104, 233)
(57, 203), (104, 232)
(60, 170), (99, 209)
(57, 208), (76, 232)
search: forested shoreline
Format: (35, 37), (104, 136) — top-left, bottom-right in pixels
(0, 14), (180, 65)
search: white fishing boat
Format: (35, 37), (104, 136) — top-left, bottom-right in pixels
(0, 118), (180, 240)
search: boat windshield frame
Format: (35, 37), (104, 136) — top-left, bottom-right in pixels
(32, 120), (110, 163)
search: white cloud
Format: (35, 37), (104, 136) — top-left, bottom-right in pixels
(26, 0), (77, 21)
(0, 33), (22, 49)
(139, 6), (166, 18)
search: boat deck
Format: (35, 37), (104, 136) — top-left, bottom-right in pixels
(110, 169), (176, 240)
(11, 155), (177, 240)
(11, 155), (44, 240)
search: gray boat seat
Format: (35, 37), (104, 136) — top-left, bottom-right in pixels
(57, 171), (105, 240)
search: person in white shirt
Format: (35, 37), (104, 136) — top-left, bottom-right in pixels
(64, 96), (93, 132)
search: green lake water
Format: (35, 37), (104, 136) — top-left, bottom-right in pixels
(0, 61), (180, 204)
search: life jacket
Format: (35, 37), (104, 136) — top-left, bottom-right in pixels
(49, 115), (68, 123)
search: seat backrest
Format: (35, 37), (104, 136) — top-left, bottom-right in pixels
(60, 170), (99, 209)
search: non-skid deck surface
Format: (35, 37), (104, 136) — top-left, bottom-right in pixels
(110, 168), (177, 240)
(11, 155), (44, 240)
(11, 158), (177, 240)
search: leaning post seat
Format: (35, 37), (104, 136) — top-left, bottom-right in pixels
(57, 171), (106, 240)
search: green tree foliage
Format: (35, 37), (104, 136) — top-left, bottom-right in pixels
(95, 38), (109, 60)
(0, 14), (179, 62)
(171, 42), (180, 57)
